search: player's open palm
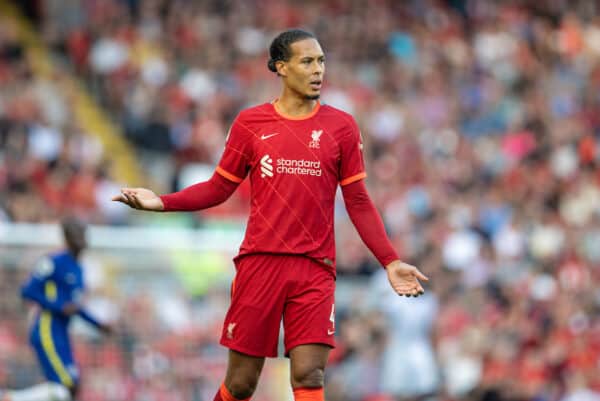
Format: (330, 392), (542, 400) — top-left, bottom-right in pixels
(112, 188), (164, 211)
(386, 260), (429, 297)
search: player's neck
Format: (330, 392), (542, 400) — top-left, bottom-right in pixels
(67, 248), (81, 260)
(274, 91), (319, 118)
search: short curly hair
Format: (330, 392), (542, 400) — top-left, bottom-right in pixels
(267, 29), (316, 73)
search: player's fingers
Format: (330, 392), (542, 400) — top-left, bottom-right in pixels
(130, 194), (143, 209)
(395, 285), (415, 294)
(414, 284), (425, 296)
(413, 269), (429, 281)
(111, 194), (127, 202)
(118, 187), (135, 196)
(392, 285), (406, 296)
(119, 192), (130, 205)
(123, 192), (138, 209)
(392, 284), (409, 293)
(395, 282), (423, 297)
(394, 285), (414, 296)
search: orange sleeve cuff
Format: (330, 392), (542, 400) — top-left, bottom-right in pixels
(340, 172), (366, 186)
(216, 166), (244, 183)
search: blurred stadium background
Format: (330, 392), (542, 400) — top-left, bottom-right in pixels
(1, 0), (600, 400)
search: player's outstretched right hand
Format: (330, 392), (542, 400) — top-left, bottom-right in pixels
(112, 188), (164, 211)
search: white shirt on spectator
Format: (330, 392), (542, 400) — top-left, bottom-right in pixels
(370, 269), (440, 397)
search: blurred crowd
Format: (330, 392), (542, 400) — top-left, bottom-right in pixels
(0, 16), (126, 224)
(1, 0), (600, 400)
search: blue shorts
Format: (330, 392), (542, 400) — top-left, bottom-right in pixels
(30, 312), (79, 388)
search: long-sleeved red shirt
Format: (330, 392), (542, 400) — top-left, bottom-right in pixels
(161, 102), (398, 272)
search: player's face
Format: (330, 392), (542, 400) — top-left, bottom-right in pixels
(280, 38), (325, 100)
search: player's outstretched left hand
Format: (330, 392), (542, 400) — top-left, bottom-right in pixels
(385, 260), (429, 297)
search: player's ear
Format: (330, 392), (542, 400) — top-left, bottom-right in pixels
(276, 60), (287, 77)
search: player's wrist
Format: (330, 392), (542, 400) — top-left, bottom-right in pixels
(153, 197), (165, 211)
(384, 259), (401, 269)
(62, 302), (81, 313)
(157, 195), (168, 211)
(100, 323), (113, 335)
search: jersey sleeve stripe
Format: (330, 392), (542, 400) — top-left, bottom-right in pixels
(340, 172), (367, 186)
(216, 166), (244, 183)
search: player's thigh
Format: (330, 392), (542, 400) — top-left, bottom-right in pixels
(31, 340), (79, 388)
(283, 259), (336, 355)
(220, 255), (288, 357)
(289, 343), (331, 388)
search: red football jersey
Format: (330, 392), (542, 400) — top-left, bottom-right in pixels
(217, 101), (366, 273)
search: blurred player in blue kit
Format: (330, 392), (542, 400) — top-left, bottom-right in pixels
(1, 217), (111, 401)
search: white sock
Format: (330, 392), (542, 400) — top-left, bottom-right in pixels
(8, 383), (71, 401)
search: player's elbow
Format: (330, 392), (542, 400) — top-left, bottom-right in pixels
(345, 194), (370, 211)
(213, 194), (232, 207)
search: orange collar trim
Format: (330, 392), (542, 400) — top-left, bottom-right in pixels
(272, 99), (321, 120)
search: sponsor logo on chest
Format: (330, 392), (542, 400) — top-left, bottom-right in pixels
(258, 128), (325, 179)
(260, 154), (322, 178)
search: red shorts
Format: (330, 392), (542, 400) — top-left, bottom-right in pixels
(220, 254), (336, 358)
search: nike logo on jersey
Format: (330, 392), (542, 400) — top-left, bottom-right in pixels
(327, 329), (335, 335)
(260, 133), (280, 140)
